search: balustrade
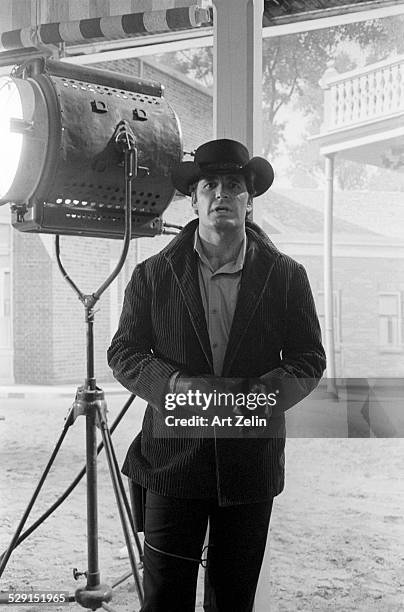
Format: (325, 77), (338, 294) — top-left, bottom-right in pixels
(320, 55), (404, 131)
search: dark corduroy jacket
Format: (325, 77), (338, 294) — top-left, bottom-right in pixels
(107, 218), (326, 505)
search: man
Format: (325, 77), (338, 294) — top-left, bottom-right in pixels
(108, 139), (326, 611)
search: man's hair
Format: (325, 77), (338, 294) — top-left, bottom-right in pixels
(190, 181), (198, 199)
(244, 171), (255, 196)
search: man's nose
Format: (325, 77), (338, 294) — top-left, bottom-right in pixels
(215, 180), (229, 198)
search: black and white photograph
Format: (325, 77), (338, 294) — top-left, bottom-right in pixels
(0, 1), (404, 611)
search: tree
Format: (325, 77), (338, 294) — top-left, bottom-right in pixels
(157, 17), (404, 157)
(161, 47), (213, 88)
(157, 16), (404, 189)
(283, 17), (404, 189)
(261, 17), (404, 156)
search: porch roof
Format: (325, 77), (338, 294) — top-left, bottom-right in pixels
(274, 188), (404, 239)
(264, 0), (404, 25)
(313, 54), (404, 171)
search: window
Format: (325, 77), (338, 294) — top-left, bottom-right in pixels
(378, 293), (402, 347)
(317, 291), (341, 347)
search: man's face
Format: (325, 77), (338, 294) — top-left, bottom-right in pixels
(192, 173), (252, 232)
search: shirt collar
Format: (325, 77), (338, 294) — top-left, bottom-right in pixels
(193, 228), (247, 274)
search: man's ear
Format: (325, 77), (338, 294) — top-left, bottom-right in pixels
(246, 196), (253, 212)
(191, 192), (199, 215)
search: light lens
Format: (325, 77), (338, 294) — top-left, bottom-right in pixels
(0, 77), (23, 200)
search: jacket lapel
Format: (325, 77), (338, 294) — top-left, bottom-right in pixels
(164, 219), (280, 375)
(222, 225), (280, 375)
(165, 220), (213, 370)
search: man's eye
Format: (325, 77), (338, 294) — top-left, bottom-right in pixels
(204, 182), (216, 189)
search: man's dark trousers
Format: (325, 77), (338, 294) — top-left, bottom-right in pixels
(140, 490), (273, 612)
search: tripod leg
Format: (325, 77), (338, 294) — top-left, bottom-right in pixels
(86, 409), (101, 588)
(96, 405), (144, 606)
(0, 395), (136, 560)
(0, 405), (74, 578)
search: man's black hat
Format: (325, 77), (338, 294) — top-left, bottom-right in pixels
(171, 139), (274, 197)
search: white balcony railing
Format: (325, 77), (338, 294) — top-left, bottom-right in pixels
(320, 54), (404, 132)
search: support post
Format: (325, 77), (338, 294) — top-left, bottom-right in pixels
(324, 154), (337, 393)
(212, 0), (263, 154)
(210, 5), (269, 609)
(212, 0), (264, 221)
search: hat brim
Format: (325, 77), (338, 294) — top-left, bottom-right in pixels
(171, 157), (274, 197)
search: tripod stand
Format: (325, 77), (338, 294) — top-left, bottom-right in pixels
(0, 125), (144, 611)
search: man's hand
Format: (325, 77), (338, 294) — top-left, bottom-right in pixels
(167, 373), (245, 416)
(231, 377), (274, 420)
(247, 370), (319, 417)
(172, 374), (245, 394)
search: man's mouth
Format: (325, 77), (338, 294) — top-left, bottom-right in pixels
(212, 205), (231, 212)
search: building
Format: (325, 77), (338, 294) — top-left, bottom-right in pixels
(261, 188), (404, 378)
(2, 56), (404, 384)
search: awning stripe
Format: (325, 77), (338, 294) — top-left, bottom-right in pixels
(1, 29), (23, 50)
(79, 18), (104, 40)
(40, 22), (64, 45)
(143, 10), (169, 34)
(0, 6), (212, 51)
(121, 13), (147, 36)
(99, 16), (126, 40)
(166, 7), (195, 30)
(57, 21), (84, 45)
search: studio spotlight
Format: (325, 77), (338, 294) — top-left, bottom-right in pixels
(0, 57), (182, 238)
(0, 55), (186, 609)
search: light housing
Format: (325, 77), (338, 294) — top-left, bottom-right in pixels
(0, 58), (182, 238)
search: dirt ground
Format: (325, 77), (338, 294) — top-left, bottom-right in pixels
(0, 390), (403, 612)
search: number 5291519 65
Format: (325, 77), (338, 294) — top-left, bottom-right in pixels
(0, 591), (69, 604)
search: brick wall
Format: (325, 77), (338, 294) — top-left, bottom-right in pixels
(13, 232), (114, 384)
(13, 232), (53, 384)
(270, 247), (404, 378)
(334, 256), (404, 378)
(50, 235), (112, 384)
